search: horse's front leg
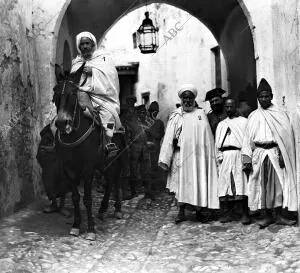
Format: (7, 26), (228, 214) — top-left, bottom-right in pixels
(70, 185), (81, 236)
(114, 167), (123, 219)
(83, 174), (96, 240)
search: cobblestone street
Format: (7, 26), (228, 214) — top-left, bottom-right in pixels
(1, 191), (300, 273)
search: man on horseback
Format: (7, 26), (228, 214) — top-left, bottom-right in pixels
(71, 31), (121, 150)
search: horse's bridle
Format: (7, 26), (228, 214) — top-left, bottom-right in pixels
(57, 78), (97, 148)
(57, 118), (95, 148)
(59, 80), (80, 132)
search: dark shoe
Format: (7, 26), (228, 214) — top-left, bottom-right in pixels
(241, 214), (251, 225)
(175, 213), (186, 224)
(257, 216), (275, 229)
(240, 199), (251, 225)
(195, 211), (209, 223)
(144, 193), (154, 201)
(98, 210), (108, 220)
(276, 215), (296, 226)
(219, 200), (233, 223)
(123, 193), (137, 200)
(219, 214), (233, 223)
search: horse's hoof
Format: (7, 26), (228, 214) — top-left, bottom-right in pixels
(145, 198), (152, 207)
(98, 211), (107, 220)
(114, 211), (122, 219)
(70, 228), (80, 236)
(43, 205), (59, 213)
(86, 232), (96, 241)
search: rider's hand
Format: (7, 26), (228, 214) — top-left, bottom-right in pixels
(83, 66), (92, 75)
(79, 85), (92, 92)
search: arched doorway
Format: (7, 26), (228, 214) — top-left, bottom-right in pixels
(100, 3), (229, 122)
(54, 0), (256, 110)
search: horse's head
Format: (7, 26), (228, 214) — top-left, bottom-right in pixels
(53, 63), (85, 134)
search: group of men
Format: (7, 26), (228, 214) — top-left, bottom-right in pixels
(41, 30), (299, 230)
(159, 81), (298, 228)
(118, 96), (165, 201)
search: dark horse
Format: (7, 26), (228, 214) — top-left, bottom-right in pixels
(53, 63), (102, 240)
(52, 63), (128, 239)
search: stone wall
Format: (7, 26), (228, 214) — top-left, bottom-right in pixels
(0, 0), (41, 216)
(241, 0), (300, 110)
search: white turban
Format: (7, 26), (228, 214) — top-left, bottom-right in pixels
(76, 31), (97, 54)
(178, 84), (198, 98)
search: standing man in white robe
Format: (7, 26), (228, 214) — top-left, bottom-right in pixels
(291, 106), (300, 219)
(215, 98), (250, 224)
(242, 78), (297, 228)
(159, 84), (219, 224)
(71, 31), (121, 147)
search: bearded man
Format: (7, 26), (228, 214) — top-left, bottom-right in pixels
(159, 84), (219, 224)
(242, 78), (297, 228)
(291, 106), (300, 221)
(71, 31), (121, 147)
(205, 88), (227, 137)
(215, 98), (250, 224)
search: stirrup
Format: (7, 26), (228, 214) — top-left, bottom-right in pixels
(105, 142), (118, 151)
(105, 142), (119, 157)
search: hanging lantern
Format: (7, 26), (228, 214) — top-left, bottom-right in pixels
(137, 11), (159, 54)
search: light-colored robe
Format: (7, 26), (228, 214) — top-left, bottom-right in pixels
(71, 50), (121, 136)
(215, 116), (248, 197)
(242, 105), (297, 211)
(290, 108), (300, 212)
(158, 107), (219, 209)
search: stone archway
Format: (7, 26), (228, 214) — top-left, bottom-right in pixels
(55, 0), (256, 106)
(33, 0), (258, 125)
(34, 0), (300, 122)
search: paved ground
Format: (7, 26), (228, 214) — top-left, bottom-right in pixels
(1, 190), (300, 273)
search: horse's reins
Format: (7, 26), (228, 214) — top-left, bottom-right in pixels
(58, 68), (97, 148)
(71, 72), (88, 131)
(58, 118), (95, 148)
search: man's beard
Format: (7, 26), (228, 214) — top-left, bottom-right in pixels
(211, 104), (223, 113)
(227, 111), (235, 118)
(82, 50), (93, 59)
(182, 102), (194, 112)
